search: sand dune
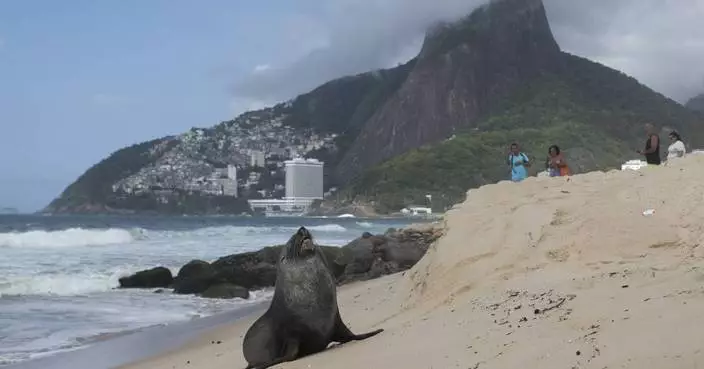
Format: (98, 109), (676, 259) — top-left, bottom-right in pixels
(122, 155), (704, 369)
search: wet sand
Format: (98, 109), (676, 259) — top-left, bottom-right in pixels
(4, 303), (267, 369)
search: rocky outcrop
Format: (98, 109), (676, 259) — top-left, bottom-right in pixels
(337, 227), (444, 284)
(211, 245), (346, 289)
(118, 267), (173, 288)
(119, 225), (444, 299)
(201, 283), (250, 300)
(172, 260), (219, 295)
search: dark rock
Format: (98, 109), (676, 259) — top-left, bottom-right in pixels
(119, 267), (173, 289)
(378, 239), (426, 268)
(173, 260), (220, 295)
(126, 225), (442, 297)
(337, 237), (376, 279)
(201, 283), (250, 300)
(336, 226), (441, 284)
(213, 245), (344, 289)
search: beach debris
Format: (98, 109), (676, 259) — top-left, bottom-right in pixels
(535, 297), (567, 314)
(642, 209), (656, 216)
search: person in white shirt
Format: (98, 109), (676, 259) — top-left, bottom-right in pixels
(666, 131), (686, 161)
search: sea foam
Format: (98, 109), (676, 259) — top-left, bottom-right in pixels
(0, 228), (134, 248)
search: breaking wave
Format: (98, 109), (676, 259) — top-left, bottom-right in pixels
(0, 228), (135, 248)
(0, 223), (352, 249)
(0, 267), (178, 297)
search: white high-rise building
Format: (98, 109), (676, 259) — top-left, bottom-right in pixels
(284, 158), (324, 200)
(250, 150), (266, 167)
(220, 165), (238, 197)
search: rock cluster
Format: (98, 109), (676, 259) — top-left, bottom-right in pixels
(118, 225), (444, 299)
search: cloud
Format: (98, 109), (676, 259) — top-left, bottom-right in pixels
(229, 98), (271, 116)
(231, 0), (484, 103)
(231, 0), (704, 106)
(253, 64), (272, 73)
(545, 0), (704, 102)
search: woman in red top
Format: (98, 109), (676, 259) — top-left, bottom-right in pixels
(547, 145), (570, 177)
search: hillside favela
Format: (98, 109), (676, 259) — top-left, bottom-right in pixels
(2, 0), (704, 368)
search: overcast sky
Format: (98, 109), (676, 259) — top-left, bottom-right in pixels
(1, 0), (703, 212)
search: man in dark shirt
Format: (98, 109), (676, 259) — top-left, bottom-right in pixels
(637, 123), (661, 165)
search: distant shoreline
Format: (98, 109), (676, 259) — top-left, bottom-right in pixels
(28, 211), (443, 221)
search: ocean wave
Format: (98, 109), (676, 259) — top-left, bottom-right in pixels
(136, 224), (349, 240)
(303, 224), (347, 232)
(0, 223), (351, 249)
(0, 228), (134, 248)
(356, 222), (374, 228)
(0, 267), (180, 297)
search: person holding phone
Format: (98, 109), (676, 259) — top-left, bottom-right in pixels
(507, 142), (531, 182)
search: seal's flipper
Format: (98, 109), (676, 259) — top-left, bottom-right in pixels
(247, 338), (300, 369)
(331, 313), (384, 344)
(347, 328), (384, 341)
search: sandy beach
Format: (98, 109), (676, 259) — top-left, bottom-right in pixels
(122, 155), (704, 369)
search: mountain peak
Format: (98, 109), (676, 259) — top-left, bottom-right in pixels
(420, 0), (558, 59)
(336, 0), (561, 183)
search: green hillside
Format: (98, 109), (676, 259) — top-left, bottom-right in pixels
(686, 93), (704, 113)
(347, 54), (704, 213)
(47, 138), (177, 211)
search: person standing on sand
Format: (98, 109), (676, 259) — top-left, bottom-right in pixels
(637, 123), (661, 166)
(507, 143), (531, 182)
(547, 145), (570, 177)
(666, 131), (686, 161)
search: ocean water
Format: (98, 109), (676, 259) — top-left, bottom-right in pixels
(0, 215), (419, 366)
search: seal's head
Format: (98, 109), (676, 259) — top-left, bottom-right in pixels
(284, 226), (317, 260)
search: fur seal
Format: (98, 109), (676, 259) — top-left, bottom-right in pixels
(242, 226), (383, 369)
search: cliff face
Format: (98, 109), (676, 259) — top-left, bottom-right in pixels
(336, 0), (562, 182)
